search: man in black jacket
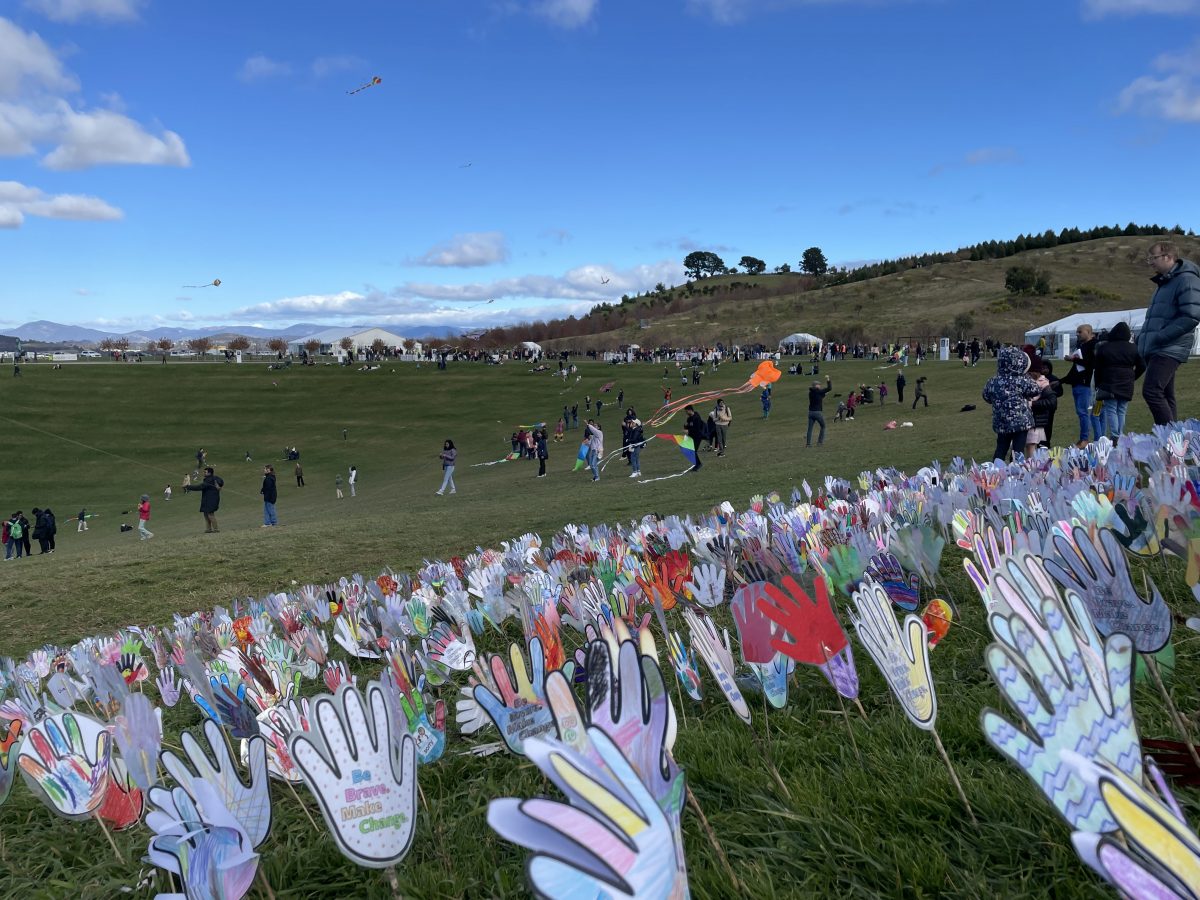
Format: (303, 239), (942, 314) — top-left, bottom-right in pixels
(1062, 323), (1100, 448)
(808, 376), (832, 447)
(684, 405), (705, 471)
(1095, 321), (1145, 438)
(1138, 242), (1200, 425)
(185, 466), (224, 533)
(261, 464), (278, 527)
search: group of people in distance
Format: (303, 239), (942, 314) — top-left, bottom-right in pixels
(2, 508), (56, 559)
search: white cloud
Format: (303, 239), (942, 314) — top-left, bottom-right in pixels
(0, 18), (77, 98)
(239, 54), (293, 82)
(929, 146), (1020, 175)
(0, 180), (122, 228)
(534, 0), (598, 27)
(1117, 40), (1200, 121)
(312, 55), (366, 78)
(1082, 0), (1199, 16)
(24, 0), (146, 23)
(687, 0), (923, 24)
(41, 105), (189, 169)
(412, 231), (510, 267)
(0, 19), (189, 169)
(222, 259), (685, 326)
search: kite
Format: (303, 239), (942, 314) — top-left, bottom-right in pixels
(646, 359), (781, 427)
(572, 441), (590, 472)
(655, 434), (698, 468)
(183, 279), (221, 288)
(600, 277), (610, 284)
(347, 76), (382, 95)
(599, 382), (615, 394)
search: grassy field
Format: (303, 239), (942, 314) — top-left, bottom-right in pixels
(542, 234), (1200, 351)
(0, 356), (1197, 898)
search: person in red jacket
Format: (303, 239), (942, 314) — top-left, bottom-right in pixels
(137, 494), (154, 541)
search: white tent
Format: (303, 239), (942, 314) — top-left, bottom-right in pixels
(1024, 309), (1200, 358)
(779, 332), (824, 351)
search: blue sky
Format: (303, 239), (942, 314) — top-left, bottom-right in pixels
(1, 0), (1198, 335)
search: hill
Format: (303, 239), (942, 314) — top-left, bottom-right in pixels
(539, 234), (1200, 350)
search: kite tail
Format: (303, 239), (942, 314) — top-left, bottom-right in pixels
(645, 381), (758, 427)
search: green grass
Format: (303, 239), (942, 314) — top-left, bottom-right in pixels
(0, 356), (1196, 898)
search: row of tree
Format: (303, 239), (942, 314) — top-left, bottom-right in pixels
(683, 247), (829, 279)
(96, 335), (396, 357)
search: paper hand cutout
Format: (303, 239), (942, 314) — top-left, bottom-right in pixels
(98, 756), (145, 831)
(0, 719), (22, 808)
(288, 683), (418, 868)
(18, 711), (111, 819)
(1065, 750), (1200, 898)
(161, 718), (272, 849)
(730, 582), (778, 665)
(757, 574), (849, 666)
(684, 562), (726, 608)
(472, 637), (556, 756)
(981, 589), (1140, 832)
(157, 666), (181, 708)
(147, 778), (259, 900)
(488, 726), (689, 900)
(850, 578), (937, 730)
(1044, 525), (1171, 653)
(684, 607), (751, 724)
(866, 552), (921, 611)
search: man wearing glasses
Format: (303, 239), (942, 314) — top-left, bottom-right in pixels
(1063, 323), (1100, 447)
(1138, 242), (1200, 425)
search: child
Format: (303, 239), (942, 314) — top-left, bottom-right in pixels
(983, 346), (1041, 462)
(335, 473), (344, 499)
(846, 391), (858, 420)
(761, 387), (772, 418)
(137, 494), (154, 541)
(912, 377), (929, 409)
(878, 382), (888, 405)
(348, 465), (357, 497)
(1026, 370), (1057, 456)
(554, 418), (565, 442)
(77, 507), (88, 532)
(835, 400), (847, 422)
(164, 484), (172, 501)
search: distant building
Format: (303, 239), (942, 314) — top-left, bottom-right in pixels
(287, 327), (406, 359)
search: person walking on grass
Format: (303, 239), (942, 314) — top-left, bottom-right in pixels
(184, 466), (224, 533)
(912, 376), (928, 409)
(77, 506), (88, 532)
(261, 464), (278, 526)
(1138, 241), (1200, 425)
(896, 370), (906, 405)
(713, 399), (732, 457)
(295, 461), (304, 487)
(137, 494), (154, 541)
(336, 473), (344, 500)
(436, 440), (457, 495)
(535, 428), (549, 478)
(983, 346), (1041, 463)
(349, 465), (357, 497)
(625, 412), (645, 478)
(807, 376), (832, 447)
(585, 419), (604, 481)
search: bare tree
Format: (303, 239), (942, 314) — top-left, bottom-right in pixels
(113, 337), (130, 352)
(99, 338), (114, 351)
(228, 336), (251, 352)
(304, 339), (321, 358)
(188, 337), (212, 357)
(267, 337), (288, 356)
(370, 338), (387, 356)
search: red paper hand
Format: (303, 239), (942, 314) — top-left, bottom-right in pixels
(757, 575), (849, 665)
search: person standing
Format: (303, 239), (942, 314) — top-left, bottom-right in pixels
(336, 473), (344, 500)
(77, 506), (88, 532)
(261, 464), (278, 526)
(1094, 321), (1145, 439)
(137, 494), (154, 541)
(684, 406), (705, 471)
(1138, 241), (1200, 425)
(348, 465), (357, 497)
(1062, 323), (1100, 447)
(436, 440), (457, 495)
(18, 511), (30, 558)
(807, 376), (832, 447)
(32, 508), (48, 554)
(4, 515), (22, 560)
(625, 412), (644, 478)
(712, 400), (732, 457)
(983, 347), (1041, 462)
(585, 419), (604, 481)
(535, 428), (549, 478)
(164, 484), (172, 502)
(761, 386), (772, 418)
(184, 466), (224, 533)
(295, 461), (304, 487)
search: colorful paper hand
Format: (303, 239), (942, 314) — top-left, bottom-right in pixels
(850, 578), (937, 730)
(0, 719), (21, 808)
(982, 590), (1140, 832)
(1044, 525), (1171, 653)
(684, 607), (751, 724)
(488, 727), (690, 899)
(730, 582), (778, 664)
(683, 562), (726, 608)
(17, 712), (111, 820)
(147, 779), (259, 900)
(866, 552), (921, 611)
(161, 718), (272, 848)
(756, 574), (849, 666)
(288, 683), (418, 868)
(472, 637), (556, 755)
(382, 651), (446, 765)
(156, 666), (181, 708)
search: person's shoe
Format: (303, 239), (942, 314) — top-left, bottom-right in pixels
(717, 451), (724, 457)
(435, 491), (444, 496)
(450, 490), (456, 494)
(629, 471), (639, 477)
(592, 477), (599, 482)
(1075, 440), (1089, 449)
(536, 474), (546, 478)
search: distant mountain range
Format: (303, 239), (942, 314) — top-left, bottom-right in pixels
(6, 321), (463, 345)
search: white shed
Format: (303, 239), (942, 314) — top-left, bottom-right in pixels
(779, 332), (824, 352)
(288, 327), (406, 358)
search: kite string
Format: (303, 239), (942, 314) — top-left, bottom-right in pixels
(0, 413), (257, 499)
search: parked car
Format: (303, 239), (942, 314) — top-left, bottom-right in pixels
(79, 350), (102, 358)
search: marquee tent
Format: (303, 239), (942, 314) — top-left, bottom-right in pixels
(779, 332), (824, 352)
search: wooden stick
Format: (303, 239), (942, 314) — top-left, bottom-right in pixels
(257, 867), (277, 900)
(931, 728), (976, 826)
(94, 810), (125, 864)
(285, 778), (322, 833)
(1145, 653), (1200, 771)
(385, 865), (403, 899)
(751, 728), (791, 800)
(686, 785), (747, 894)
(853, 696), (870, 722)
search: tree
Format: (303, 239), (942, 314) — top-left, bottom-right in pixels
(304, 339), (321, 357)
(683, 251), (726, 280)
(99, 338), (114, 351)
(1004, 265), (1039, 294)
(113, 337), (130, 352)
(801, 247), (828, 276)
(739, 256), (766, 275)
(370, 338), (387, 356)
(267, 337), (288, 356)
(339, 336), (354, 355)
(156, 338), (174, 355)
(773, 263), (792, 273)
(228, 336), (251, 352)
(187, 337), (212, 356)
(654, 282), (667, 293)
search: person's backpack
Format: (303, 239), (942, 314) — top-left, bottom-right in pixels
(9, 520), (22, 540)
(120, 523), (133, 532)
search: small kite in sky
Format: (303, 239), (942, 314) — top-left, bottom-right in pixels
(183, 279), (221, 288)
(600, 277), (610, 284)
(347, 76), (382, 95)
(459, 163), (472, 168)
